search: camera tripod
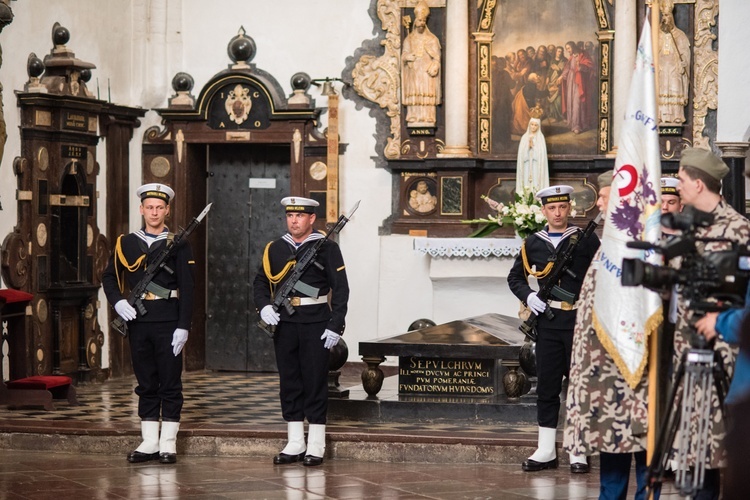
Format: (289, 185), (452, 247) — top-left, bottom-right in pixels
(646, 331), (729, 498)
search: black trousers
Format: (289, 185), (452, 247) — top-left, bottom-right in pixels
(274, 320), (330, 424)
(535, 326), (573, 428)
(129, 321), (183, 421)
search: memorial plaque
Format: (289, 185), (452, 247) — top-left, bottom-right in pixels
(63, 111), (88, 130)
(398, 356), (495, 395)
(61, 145), (85, 159)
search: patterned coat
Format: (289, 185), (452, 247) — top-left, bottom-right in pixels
(564, 248), (650, 455)
(670, 200), (750, 469)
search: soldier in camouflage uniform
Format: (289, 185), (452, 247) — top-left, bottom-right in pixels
(669, 148), (750, 499)
(564, 171), (655, 499)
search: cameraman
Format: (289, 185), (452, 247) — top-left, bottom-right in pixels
(671, 147), (750, 499)
(694, 288), (750, 406)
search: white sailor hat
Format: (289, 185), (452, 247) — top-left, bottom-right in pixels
(281, 196), (319, 214)
(660, 177), (679, 196)
(136, 183), (174, 203)
(536, 185), (573, 205)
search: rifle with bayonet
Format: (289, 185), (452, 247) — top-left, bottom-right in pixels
(259, 200), (360, 339)
(111, 203), (212, 337)
(519, 213), (602, 342)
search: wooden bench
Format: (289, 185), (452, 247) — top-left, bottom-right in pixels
(0, 289), (79, 410)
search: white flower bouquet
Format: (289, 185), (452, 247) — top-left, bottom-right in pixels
(464, 187), (547, 238)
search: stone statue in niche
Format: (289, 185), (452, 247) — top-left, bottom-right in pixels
(401, 1), (441, 128)
(409, 179), (437, 214)
(515, 111), (549, 194)
(658, 0), (690, 125)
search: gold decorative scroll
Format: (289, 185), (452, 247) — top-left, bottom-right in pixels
(352, 0), (402, 159)
(692, 0), (718, 149)
(326, 92), (340, 224)
(475, 30), (494, 153)
(478, 0), (497, 31)
(176, 129), (185, 163)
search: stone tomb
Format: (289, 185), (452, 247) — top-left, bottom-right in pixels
(328, 313), (535, 423)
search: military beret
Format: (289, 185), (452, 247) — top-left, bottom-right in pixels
(597, 171), (614, 189)
(680, 147), (729, 181)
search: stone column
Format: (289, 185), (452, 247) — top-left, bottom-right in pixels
(438, 0), (471, 158)
(612, 0), (637, 150)
(716, 142), (749, 216)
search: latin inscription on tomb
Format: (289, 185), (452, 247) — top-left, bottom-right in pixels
(398, 357), (495, 395)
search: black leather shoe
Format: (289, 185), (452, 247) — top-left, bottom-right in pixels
(127, 451), (159, 463)
(521, 457), (559, 472)
(570, 462), (590, 474)
(302, 455), (324, 467)
(273, 452), (306, 465)
(159, 452), (177, 464)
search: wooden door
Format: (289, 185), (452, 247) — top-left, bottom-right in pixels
(205, 144), (290, 371)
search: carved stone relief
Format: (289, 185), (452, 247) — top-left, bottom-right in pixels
(352, 0), (403, 159)
(691, 0), (718, 149)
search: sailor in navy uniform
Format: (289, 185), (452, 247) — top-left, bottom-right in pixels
(507, 185), (599, 473)
(252, 196), (349, 467)
(102, 183), (195, 464)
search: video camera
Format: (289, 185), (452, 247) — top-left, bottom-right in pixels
(621, 206), (749, 314)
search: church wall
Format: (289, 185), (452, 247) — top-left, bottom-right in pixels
(2, 1), (750, 372)
(717, 3), (750, 142)
(717, 2), (750, 195)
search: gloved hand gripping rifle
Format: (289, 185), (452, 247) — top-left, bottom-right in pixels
(259, 201), (360, 338)
(111, 203), (212, 337)
(519, 213), (602, 341)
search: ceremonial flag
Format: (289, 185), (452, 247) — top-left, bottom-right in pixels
(592, 15), (663, 389)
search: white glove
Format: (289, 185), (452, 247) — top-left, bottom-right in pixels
(172, 328), (189, 356)
(260, 305), (280, 326)
(321, 329), (341, 350)
(526, 292), (547, 315)
(114, 299), (137, 321)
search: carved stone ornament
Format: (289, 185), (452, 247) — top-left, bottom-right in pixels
(86, 149), (94, 175)
(87, 338), (99, 368)
(692, 0), (718, 149)
(36, 222), (48, 248)
(94, 233), (109, 283)
(1, 231), (30, 289)
(36, 146), (49, 171)
(36, 298), (48, 324)
(224, 84), (253, 125)
(150, 156), (171, 178)
(352, 0), (402, 159)
(309, 161), (328, 181)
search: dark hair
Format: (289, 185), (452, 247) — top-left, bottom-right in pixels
(680, 165), (722, 194)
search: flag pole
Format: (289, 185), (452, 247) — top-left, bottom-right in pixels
(646, 0), (660, 471)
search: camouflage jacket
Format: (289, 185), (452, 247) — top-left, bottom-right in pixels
(564, 248), (650, 455)
(671, 199), (750, 469)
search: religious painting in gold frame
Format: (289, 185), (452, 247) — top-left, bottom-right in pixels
(475, 0), (613, 158)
